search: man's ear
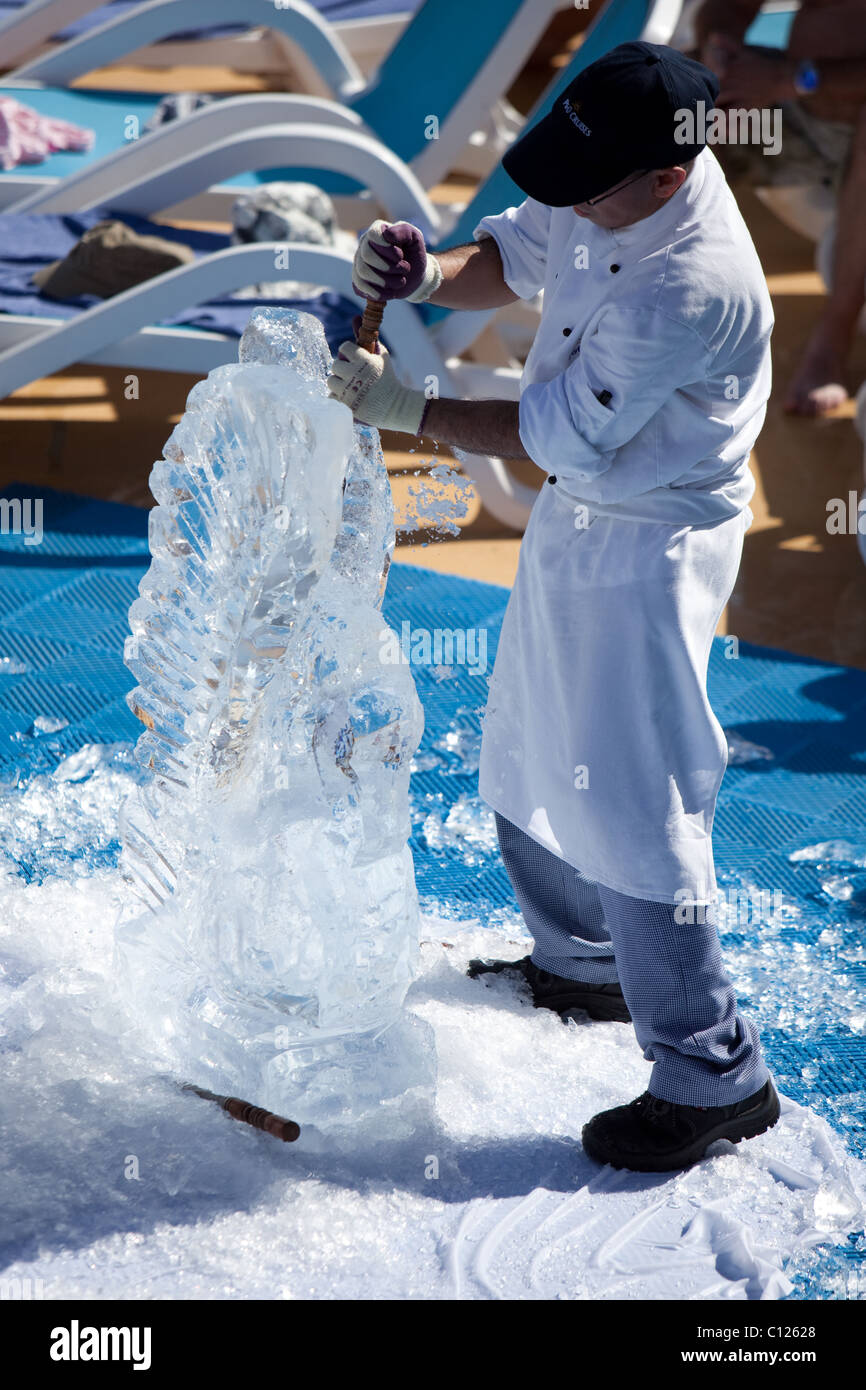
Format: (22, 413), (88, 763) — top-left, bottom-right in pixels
(656, 166), (689, 201)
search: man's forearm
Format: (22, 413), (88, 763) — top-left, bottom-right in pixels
(428, 237), (519, 311)
(422, 397), (529, 460)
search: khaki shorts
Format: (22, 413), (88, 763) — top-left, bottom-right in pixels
(722, 100), (854, 192)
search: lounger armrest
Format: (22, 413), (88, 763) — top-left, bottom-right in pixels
(0, 0), (99, 69)
(7, 0), (366, 101)
(0, 242), (439, 394)
(10, 121), (442, 242)
(641, 0), (686, 46)
(5, 93), (364, 205)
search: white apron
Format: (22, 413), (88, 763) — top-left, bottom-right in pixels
(479, 483), (751, 905)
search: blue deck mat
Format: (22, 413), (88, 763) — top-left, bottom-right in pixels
(0, 483), (864, 1296)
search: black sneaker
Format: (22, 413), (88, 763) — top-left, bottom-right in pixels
(466, 955), (632, 1023)
(582, 1079), (781, 1173)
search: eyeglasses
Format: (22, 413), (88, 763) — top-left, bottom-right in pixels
(582, 169), (649, 207)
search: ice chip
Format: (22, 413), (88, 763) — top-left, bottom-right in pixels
(812, 1178), (863, 1232)
(821, 875), (854, 901)
(32, 715), (69, 736)
(790, 840), (866, 866)
(725, 730), (774, 765)
(0, 656), (27, 675)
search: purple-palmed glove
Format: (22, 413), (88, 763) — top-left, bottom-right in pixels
(352, 219), (443, 303)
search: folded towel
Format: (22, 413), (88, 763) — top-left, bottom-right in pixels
(32, 219), (195, 301)
(0, 97), (94, 171)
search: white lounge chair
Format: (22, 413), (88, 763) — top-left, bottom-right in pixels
(1, 0), (573, 215)
(0, 0), (683, 227)
(0, 0), (418, 79)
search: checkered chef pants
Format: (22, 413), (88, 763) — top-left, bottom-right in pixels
(495, 813), (770, 1108)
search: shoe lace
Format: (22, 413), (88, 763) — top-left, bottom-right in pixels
(633, 1092), (673, 1124)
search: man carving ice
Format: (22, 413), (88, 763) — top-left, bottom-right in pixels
(328, 42), (780, 1172)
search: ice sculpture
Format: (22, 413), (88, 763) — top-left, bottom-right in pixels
(115, 308), (434, 1137)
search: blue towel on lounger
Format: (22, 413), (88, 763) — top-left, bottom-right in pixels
(0, 209), (358, 351)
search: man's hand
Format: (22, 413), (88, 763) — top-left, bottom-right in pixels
(717, 49), (797, 107)
(328, 339), (426, 434)
(352, 219), (443, 303)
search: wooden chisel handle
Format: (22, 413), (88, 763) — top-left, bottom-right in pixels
(357, 298), (385, 351)
(183, 1083), (300, 1142)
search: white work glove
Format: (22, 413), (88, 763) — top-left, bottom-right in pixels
(352, 219), (443, 303)
(328, 339), (427, 434)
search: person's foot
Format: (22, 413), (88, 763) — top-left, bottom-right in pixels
(783, 331), (849, 416)
(466, 955), (631, 1023)
(582, 1079), (781, 1173)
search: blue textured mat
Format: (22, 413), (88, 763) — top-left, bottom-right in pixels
(1, 485), (864, 1294)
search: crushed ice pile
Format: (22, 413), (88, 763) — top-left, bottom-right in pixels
(116, 308), (433, 1136)
(0, 825), (864, 1299)
(0, 737), (864, 1297)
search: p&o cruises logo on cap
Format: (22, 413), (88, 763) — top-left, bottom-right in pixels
(562, 96), (592, 138)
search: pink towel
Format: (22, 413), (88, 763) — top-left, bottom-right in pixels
(0, 97), (94, 171)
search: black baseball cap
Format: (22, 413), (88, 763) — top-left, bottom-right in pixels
(502, 41), (719, 207)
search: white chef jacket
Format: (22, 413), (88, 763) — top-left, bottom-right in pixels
(474, 149), (774, 903)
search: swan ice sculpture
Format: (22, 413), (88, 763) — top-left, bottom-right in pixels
(116, 309), (433, 1136)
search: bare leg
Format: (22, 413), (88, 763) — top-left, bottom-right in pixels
(785, 103), (866, 416)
